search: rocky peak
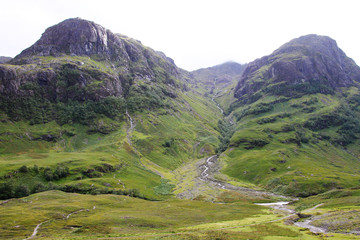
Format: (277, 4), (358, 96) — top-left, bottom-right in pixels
(0, 17), (189, 113)
(274, 35), (348, 67)
(13, 18), (183, 80)
(15, 18), (123, 60)
(235, 34), (360, 99)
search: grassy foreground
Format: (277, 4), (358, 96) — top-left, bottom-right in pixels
(0, 190), (335, 240)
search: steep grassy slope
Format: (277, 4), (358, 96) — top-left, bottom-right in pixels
(0, 18), (222, 201)
(218, 35), (360, 197)
(0, 88), (221, 200)
(220, 92), (360, 196)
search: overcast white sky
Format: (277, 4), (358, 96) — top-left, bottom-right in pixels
(1, 0), (359, 70)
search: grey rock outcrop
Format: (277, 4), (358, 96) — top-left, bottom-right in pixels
(235, 34), (360, 99)
(16, 18), (133, 62)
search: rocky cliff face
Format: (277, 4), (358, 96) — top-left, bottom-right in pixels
(12, 18), (182, 80)
(15, 18), (176, 67)
(0, 18), (186, 99)
(235, 34), (360, 100)
(16, 18), (116, 58)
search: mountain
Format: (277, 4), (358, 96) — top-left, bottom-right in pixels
(15, 17), (176, 69)
(220, 34), (360, 197)
(0, 18), (221, 201)
(1, 20), (360, 239)
(191, 61), (246, 113)
(0, 18), (192, 123)
(192, 61), (245, 83)
(235, 34), (360, 101)
(0, 56), (12, 63)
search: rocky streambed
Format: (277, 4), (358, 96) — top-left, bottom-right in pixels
(198, 155), (289, 199)
(255, 201), (329, 234)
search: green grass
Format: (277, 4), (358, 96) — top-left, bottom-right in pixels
(290, 188), (360, 234)
(128, 93), (220, 170)
(0, 190), (329, 240)
(220, 93), (360, 196)
(0, 78), (223, 201)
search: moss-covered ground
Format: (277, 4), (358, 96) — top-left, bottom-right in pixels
(0, 190), (323, 240)
(219, 92), (360, 197)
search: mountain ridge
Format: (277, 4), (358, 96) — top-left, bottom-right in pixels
(234, 34), (360, 100)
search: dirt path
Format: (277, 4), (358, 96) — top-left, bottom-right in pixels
(23, 207), (95, 240)
(23, 220), (50, 240)
(303, 203), (324, 212)
(66, 208), (88, 219)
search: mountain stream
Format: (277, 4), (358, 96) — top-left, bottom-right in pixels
(211, 79), (224, 114)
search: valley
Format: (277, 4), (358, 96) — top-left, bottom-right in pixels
(1, 18), (360, 239)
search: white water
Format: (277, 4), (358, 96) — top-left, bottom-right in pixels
(255, 201), (290, 206)
(255, 202), (328, 234)
(255, 201), (295, 214)
(293, 203), (327, 234)
(125, 109), (134, 130)
(295, 219), (326, 233)
(199, 155), (217, 181)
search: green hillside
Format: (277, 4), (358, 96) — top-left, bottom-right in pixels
(0, 18), (222, 201)
(221, 92), (360, 197)
(1, 20), (360, 239)
(217, 35), (360, 197)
